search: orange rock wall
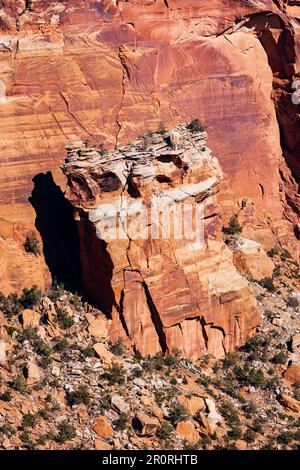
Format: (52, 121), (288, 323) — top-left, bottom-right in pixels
(0, 0), (299, 293)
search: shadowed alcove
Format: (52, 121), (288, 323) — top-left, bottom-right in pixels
(29, 171), (84, 293)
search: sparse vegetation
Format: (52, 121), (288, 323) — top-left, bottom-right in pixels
(68, 385), (90, 406)
(24, 232), (40, 256)
(56, 421), (76, 443)
(223, 216), (243, 235)
(187, 118), (206, 134)
(57, 308), (74, 329)
(286, 296), (299, 309)
(168, 402), (189, 426)
(113, 413), (128, 431)
(259, 277), (276, 293)
(103, 363), (125, 385)
(272, 351), (288, 365)
(109, 337), (125, 356)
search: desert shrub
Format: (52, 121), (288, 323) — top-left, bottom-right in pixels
(227, 426), (242, 440)
(165, 355), (179, 368)
(68, 385), (90, 406)
(157, 422), (174, 440)
(100, 394), (111, 411)
(272, 351), (288, 365)
(0, 293), (21, 318)
(168, 402), (189, 426)
(242, 401), (258, 417)
(267, 247), (280, 258)
(57, 308), (74, 329)
(281, 250), (292, 260)
(277, 431), (294, 445)
(219, 400), (240, 426)
(243, 335), (270, 361)
(80, 346), (95, 358)
(19, 430), (33, 446)
(20, 286), (42, 309)
(286, 296), (299, 309)
(259, 277), (276, 293)
(252, 418), (264, 433)
(154, 390), (165, 407)
(273, 267), (281, 278)
(22, 413), (37, 428)
(113, 413), (128, 431)
(38, 409), (50, 421)
(109, 337), (125, 356)
(0, 391), (11, 401)
(234, 365), (265, 388)
(0, 423), (15, 436)
(187, 118), (206, 133)
(48, 283), (65, 302)
(10, 375), (28, 394)
(103, 363), (125, 385)
(223, 352), (239, 369)
(35, 435), (47, 446)
(56, 421), (76, 443)
(24, 232), (40, 256)
(53, 338), (68, 352)
(243, 428), (256, 443)
(223, 216), (243, 235)
(134, 350), (143, 362)
(293, 385), (300, 402)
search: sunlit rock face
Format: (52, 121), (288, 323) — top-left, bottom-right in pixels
(63, 126), (259, 360)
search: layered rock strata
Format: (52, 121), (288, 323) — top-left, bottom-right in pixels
(63, 126), (259, 359)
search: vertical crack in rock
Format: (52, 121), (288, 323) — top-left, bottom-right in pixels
(115, 47), (128, 149)
(141, 280), (168, 354)
(16, 0), (33, 31)
(58, 91), (96, 142)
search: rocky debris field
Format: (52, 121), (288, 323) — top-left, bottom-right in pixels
(0, 242), (300, 450)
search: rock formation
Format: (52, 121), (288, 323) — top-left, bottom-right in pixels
(0, 1), (300, 294)
(63, 125), (259, 359)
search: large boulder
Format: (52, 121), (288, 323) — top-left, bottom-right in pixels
(176, 420), (200, 444)
(278, 394), (300, 413)
(233, 238), (275, 281)
(92, 416), (113, 440)
(133, 413), (160, 437)
(283, 364), (300, 385)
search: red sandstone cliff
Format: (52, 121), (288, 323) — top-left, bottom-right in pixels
(0, 2), (299, 319)
(62, 126), (260, 359)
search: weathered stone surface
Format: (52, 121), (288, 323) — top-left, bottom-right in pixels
(111, 395), (130, 415)
(233, 238), (275, 281)
(0, 225), (50, 296)
(63, 127), (259, 360)
(0, 0), (299, 294)
(92, 416), (113, 440)
(86, 314), (109, 338)
(133, 412), (160, 437)
(278, 394), (300, 413)
(22, 309), (40, 329)
(24, 360), (42, 386)
(94, 439), (113, 451)
(92, 343), (115, 366)
(176, 420), (200, 444)
(291, 334), (300, 353)
(0, 340), (7, 366)
(177, 396), (205, 416)
(283, 364), (300, 385)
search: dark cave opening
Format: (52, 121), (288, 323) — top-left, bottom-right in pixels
(29, 171), (84, 294)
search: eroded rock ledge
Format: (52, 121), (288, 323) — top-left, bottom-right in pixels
(63, 125), (259, 360)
